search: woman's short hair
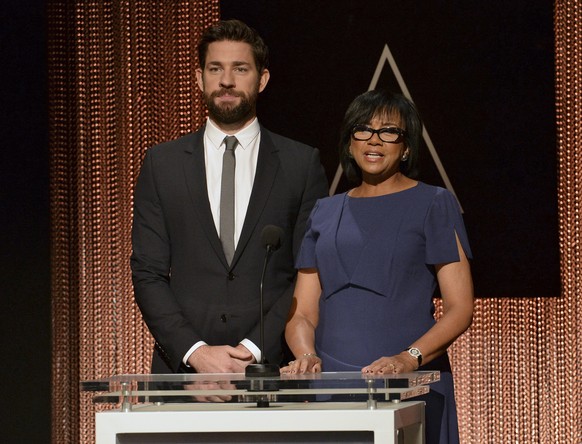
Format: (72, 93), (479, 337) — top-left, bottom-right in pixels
(197, 20), (269, 73)
(339, 90), (423, 183)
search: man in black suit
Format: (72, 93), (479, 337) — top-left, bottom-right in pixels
(131, 20), (328, 374)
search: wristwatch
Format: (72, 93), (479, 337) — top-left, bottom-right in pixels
(406, 347), (423, 366)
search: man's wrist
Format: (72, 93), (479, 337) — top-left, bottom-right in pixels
(183, 341), (208, 366)
(240, 339), (260, 363)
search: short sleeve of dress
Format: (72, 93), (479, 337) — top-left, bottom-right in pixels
(424, 188), (473, 265)
(295, 200), (321, 269)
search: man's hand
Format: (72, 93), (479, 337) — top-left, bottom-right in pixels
(184, 380), (236, 403)
(188, 344), (255, 373)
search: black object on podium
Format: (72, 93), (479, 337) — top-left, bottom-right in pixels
(245, 225), (284, 379)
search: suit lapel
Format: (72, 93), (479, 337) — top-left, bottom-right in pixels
(182, 129), (229, 267)
(233, 128), (280, 265)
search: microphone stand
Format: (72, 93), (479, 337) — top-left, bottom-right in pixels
(245, 243), (281, 378)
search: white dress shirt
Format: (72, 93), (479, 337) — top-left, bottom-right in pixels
(183, 117), (262, 366)
(204, 117), (260, 245)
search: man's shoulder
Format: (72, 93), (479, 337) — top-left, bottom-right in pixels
(148, 129), (203, 156)
(261, 127), (315, 152)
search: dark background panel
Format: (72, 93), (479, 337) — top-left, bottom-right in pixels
(220, 0), (559, 297)
(0, 0), (51, 442)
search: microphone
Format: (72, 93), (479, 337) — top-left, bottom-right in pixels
(245, 225), (284, 378)
(261, 225), (284, 251)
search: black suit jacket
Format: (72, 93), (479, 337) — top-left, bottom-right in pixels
(131, 125), (328, 373)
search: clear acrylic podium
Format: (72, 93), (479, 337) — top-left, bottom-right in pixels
(81, 371), (439, 444)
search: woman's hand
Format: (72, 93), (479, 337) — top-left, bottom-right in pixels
(280, 353), (322, 374)
(283, 269), (323, 374)
(361, 351), (418, 375)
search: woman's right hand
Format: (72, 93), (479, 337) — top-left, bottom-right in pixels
(280, 353), (322, 374)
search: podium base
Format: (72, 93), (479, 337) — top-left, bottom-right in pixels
(245, 363), (280, 377)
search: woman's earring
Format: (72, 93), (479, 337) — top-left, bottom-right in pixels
(401, 152), (409, 161)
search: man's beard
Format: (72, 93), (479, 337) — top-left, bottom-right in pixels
(204, 87), (258, 125)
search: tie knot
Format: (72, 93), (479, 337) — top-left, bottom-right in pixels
(224, 136), (238, 152)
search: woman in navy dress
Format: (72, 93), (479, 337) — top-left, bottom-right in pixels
(281, 90), (474, 444)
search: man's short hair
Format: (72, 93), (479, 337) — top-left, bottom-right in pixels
(198, 19), (269, 73)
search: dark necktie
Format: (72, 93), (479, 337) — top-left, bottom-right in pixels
(220, 136), (238, 265)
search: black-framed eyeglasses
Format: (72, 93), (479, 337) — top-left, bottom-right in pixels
(351, 124), (407, 144)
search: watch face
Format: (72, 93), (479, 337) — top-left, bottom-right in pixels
(407, 348), (422, 366)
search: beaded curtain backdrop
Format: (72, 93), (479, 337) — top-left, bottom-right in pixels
(48, 1), (580, 442)
(48, 1), (219, 442)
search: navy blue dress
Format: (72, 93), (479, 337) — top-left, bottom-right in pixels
(296, 182), (472, 444)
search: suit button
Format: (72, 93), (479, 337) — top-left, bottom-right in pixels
(228, 272), (235, 280)
(220, 314), (227, 323)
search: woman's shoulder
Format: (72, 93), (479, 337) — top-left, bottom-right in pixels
(415, 181), (457, 202)
(311, 192), (346, 214)
(414, 182), (464, 220)
(318, 192), (346, 204)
